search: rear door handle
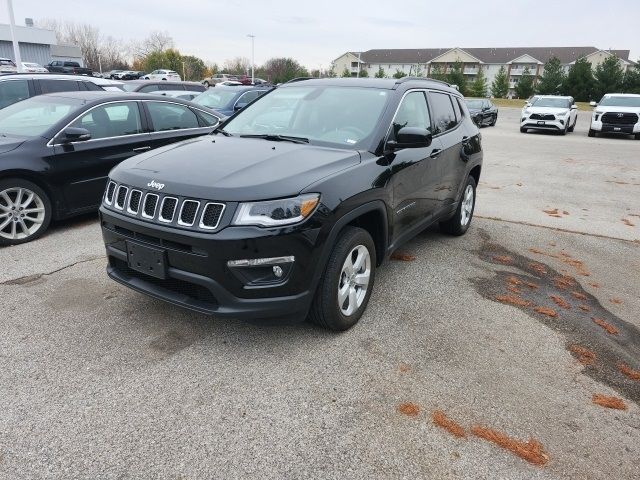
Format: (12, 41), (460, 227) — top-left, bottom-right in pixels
(133, 146), (151, 153)
(430, 149), (442, 159)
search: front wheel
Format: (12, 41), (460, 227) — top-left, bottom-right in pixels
(440, 175), (476, 236)
(588, 128), (596, 137)
(0, 178), (52, 246)
(203, 81), (210, 88)
(635, 133), (640, 140)
(490, 114), (497, 126)
(520, 127), (527, 133)
(308, 227), (376, 331)
(568, 118), (576, 132)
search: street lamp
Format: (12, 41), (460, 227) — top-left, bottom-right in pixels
(97, 53), (102, 75)
(247, 34), (255, 84)
(182, 61), (186, 81)
(6, 0), (23, 73)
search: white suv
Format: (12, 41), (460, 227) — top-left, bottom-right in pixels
(520, 95), (578, 135)
(143, 69), (181, 81)
(589, 93), (640, 140)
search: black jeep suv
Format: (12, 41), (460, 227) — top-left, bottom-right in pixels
(100, 77), (483, 330)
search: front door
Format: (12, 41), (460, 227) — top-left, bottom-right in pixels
(388, 90), (443, 245)
(51, 101), (151, 212)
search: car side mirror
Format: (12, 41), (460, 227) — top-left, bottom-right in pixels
(571, 105), (578, 110)
(62, 127), (91, 143)
(387, 127), (432, 150)
(590, 101), (597, 107)
(234, 103), (247, 111)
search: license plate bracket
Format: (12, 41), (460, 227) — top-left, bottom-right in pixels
(537, 120), (545, 125)
(126, 241), (168, 279)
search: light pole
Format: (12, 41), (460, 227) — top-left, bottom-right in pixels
(247, 34), (255, 84)
(97, 53), (102, 75)
(6, 0), (23, 73)
(182, 61), (186, 81)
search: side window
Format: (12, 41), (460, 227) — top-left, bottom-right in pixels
(68, 101), (142, 140)
(195, 110), (220, 127)
(236, 90), (263, 107)
(83, 81), (102, 91)
(389, 91), (431, 140)
(452, 96), (463, 122)
(40, 79), (80, 94)
(147, 102), (200, 131)
(139, 85), (160, 93)
(0, 80), (30, 109)
(428, 92), (457, 135)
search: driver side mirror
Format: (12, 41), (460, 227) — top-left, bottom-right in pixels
(571, 104), (578, 110)
(234, 103), (247, 111)
(590, 101), (597, 107)
(386, 127), (432, 151)
(61, 127), (91, 143)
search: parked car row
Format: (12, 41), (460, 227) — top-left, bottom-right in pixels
(201, 72), (269, 87)
(519, 94), (640, 139)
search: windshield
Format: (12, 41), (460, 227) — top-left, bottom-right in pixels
(192, 89), (239, 109)
(531, 97), (571, 108)
(0, 96), (82, 137)
(223, 86), (391, 149)
(599, 95), (640, 107)
(465, 99), (484, 109)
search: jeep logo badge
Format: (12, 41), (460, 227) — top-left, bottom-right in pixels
(147, 180), (165, 190)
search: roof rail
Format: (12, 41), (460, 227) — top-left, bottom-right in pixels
(282, 77), (315, 84)
(394, 76), (452, 88)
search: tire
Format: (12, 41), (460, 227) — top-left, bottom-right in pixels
(520, 127), (527, 133)
(588, 129), (596, 137)
(162, 78), (167, 81)
(635, 133), (640, 140)
(568, 118), (576, 132)
(308, 226), (376, 331)
(440, 175), (477, 236)
(490, 114), (497, 126)
(203, 81), (210, 88)
(0, 178), (52, 246)
(560, 122), (568, 135)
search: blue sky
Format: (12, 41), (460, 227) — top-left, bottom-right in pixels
(1, 0), (638, 69)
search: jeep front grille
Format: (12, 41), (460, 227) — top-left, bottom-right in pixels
(115, 186), (128, 210)
(179, 200), (200, 226)
(104, 181), (226, 232)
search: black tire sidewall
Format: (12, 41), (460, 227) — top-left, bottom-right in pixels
(310, 227), (376, 331)
(0, 178), (52, 246)
(440, 175), (477, 236)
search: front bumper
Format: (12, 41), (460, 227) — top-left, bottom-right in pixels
(520, 116), (568, 131)
(100, 207), (324, 319)
(590, 119), (640, 134)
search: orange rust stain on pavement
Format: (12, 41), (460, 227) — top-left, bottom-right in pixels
(592, 394), (627, 410)
(391, 252), (416, 261)
(398, 363), (411, 373)
(592, 317), (619, 335)
(617, 363), (640, 381)
(571, 291), (587, 301)
(470, 426), (549, 466)
(431, 410), (466, 438)
(578, 304), (591, 312)
(568, 345), (596, 365)
(534, 306), (558, 318)
(397, 403), (420, 417)
(610, 298), (622, 305)
(493, 255), (513, 265)
(496, 295), (532, 307)
(550, 295), (571, 309)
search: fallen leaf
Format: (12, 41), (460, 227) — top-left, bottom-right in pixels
(550, 295), (571, 309)
(592, 394), (626, 410)
(617, 363), (640, 381)
(534, 306), (558, 318)
(391, 252), (416, 261)
(568, 345), (596, 365)
(496, 295), (532, 307)
(571, 291), (587, 300)
(470, 426), (549, 466)
(592, 317), (619, 335)
(432, 410), (466, 438)
(578, 304), (591, 312)
(493, 255), (513, 265)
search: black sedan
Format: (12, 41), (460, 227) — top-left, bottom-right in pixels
(0, 91), (223, 245)
(464, 98), (498, 127)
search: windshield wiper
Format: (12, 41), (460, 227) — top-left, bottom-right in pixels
(239, 134), (309, 144)
(213, 127), (232, 136)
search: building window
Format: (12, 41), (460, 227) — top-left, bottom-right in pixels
(351, 62), (358, 68)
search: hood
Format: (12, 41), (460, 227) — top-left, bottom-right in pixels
(111, 135), (361, 201)
(594, 105), (640, 114)
(524, 106), (570, 114)
(0, 135), (27, 155)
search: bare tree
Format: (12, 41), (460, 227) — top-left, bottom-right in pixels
(131, 31), (174, 58)
(223, 57), (250, 75)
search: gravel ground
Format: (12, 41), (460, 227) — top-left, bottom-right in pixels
(1, 107), (639, 479)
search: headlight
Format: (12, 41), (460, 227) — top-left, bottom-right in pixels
(523, 108), (531, 114)
(233, 193), (320, 227)
(594, 110), (603, 115)
(556, 110), (568, 116)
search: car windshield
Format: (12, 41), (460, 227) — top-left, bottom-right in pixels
(223, 85), (391, 149)
(465, 99), (484, 109)
(192, 89), (239, 109)
(599, 95), (640, 107)
(531, 97), (571, 108)
(0, 96), (82, 137)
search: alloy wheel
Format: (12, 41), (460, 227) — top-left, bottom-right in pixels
(0, 187), (46, 241)
(460, 184), (474, 226)
(337, 245), (371, 316)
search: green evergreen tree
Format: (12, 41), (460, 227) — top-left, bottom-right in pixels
(374, 66), (386, 78)
(429, 63), (446, 81)
(469, 67), (487, 97)
(327, 66), (337, 78)
(446, 61), (468, 96)
(622, 61), (640, 94)
(358, 68), (369, 78)
(515, 67), (535, 99)
(536, 57), (566, 95)
(341, 67), (352, 78)
(393, 69), (406, 79)
(491, 65), (509, 98)
(594, 55), (625, 99)
(563, 58), (596, 102)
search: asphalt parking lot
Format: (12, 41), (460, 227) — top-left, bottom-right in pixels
(1, 107), (639, 479)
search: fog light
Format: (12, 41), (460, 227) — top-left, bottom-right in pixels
(273, 265), (283, 277)
(227, 256), (295, 287)
(227, 256), (294, 267)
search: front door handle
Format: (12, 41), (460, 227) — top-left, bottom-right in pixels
(133, 146), (151, 153)
(430, 149), (442, 159)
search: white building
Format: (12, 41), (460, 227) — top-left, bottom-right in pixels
(0, 21), (83, 66)
(331, 47), (634, 97)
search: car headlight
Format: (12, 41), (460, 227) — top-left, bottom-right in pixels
(594, 110), (603, 115)
(523, 108), (531, 114)
(233, 193), (320, 227)
(556, 110), (568, 116)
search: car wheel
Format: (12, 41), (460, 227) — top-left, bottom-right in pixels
(490, 114), (497, 126)
(588, 129), (596, 137)
(567, 118), (576, 132)
(520, 127), (527, 133)
(635, 133), (640, 140)
(203, 81), (210, 88)
(308, 226), (376, 331)
(560, 122), (568, 135)
(0, 178), (52, 246)
(440, 175), (476, 236)
(162, 78), (167, 81)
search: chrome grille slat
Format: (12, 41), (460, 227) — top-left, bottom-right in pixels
(199, 202), (225, 230)
(142, 193), (159, 219)
(178, 200), (200, 226)
(159, 197), (178, 223)
(105, 181), (116, 205)
(115, 185), (128, 210)
(127, 190), (142, 214)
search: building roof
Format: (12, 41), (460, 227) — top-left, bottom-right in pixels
(359, 47), (631, 65)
